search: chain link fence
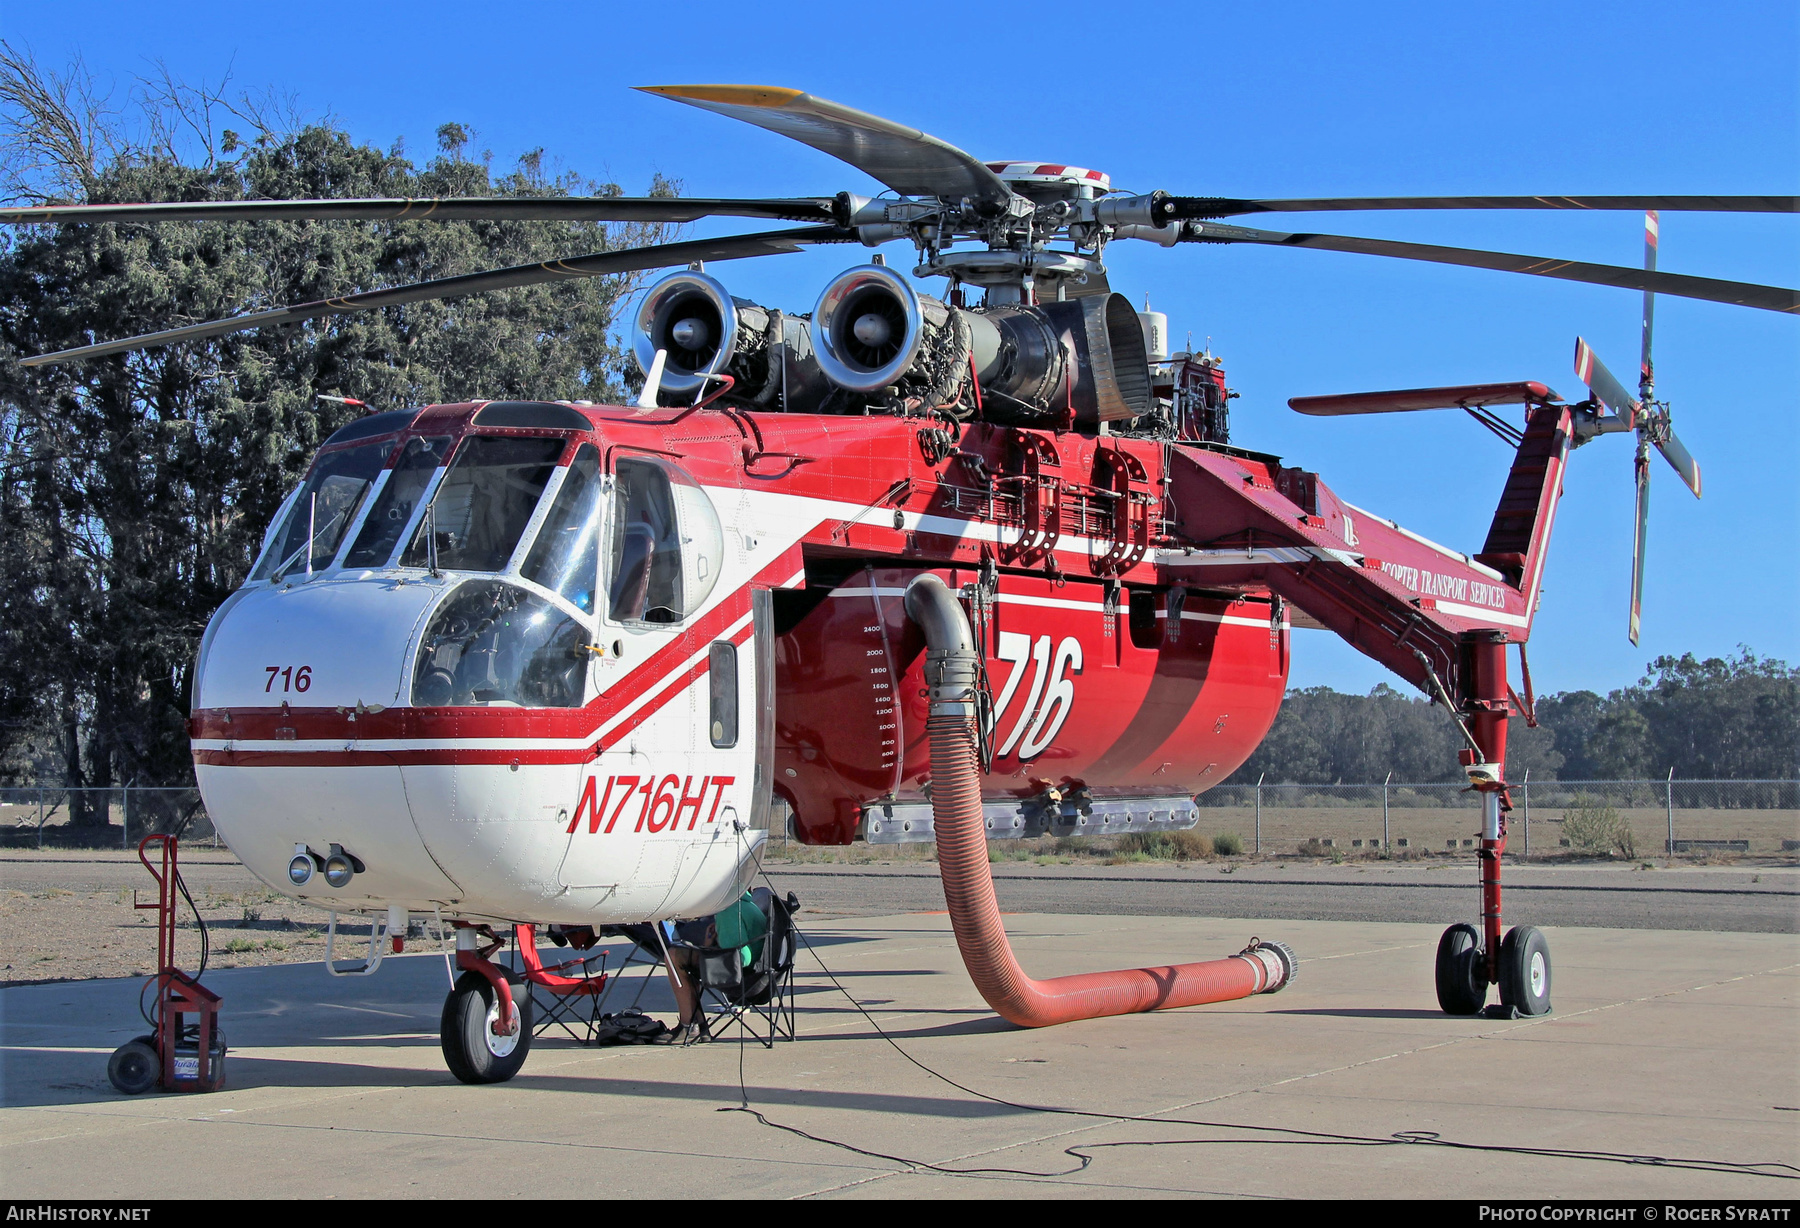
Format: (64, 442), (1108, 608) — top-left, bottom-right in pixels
(3, 778), (1795, 857)
(0, 787), (217, 850)
(1194, 777), (1798, 858)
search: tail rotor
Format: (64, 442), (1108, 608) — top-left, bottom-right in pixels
(1571, 210), (1703, 647)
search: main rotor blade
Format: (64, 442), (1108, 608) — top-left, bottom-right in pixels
(1655, 426), (1702, 498)
(1166, 195), (1800, 220)
(1573, 337), (1640, 421)
(639, 84), (1014, 207)
(0, 196), (839, 226)
(18, 226), (854, 368)
(1630, 446), (1650, 647)
(1181, 221), (1800, 314)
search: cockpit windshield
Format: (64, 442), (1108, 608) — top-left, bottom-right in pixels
(252, 441), (392, 582)
(521, 444), (602, 613)
(402, 435), (565, 573)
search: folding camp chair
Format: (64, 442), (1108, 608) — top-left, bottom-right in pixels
(691, 888), (800, 1047)
(510, 925), (612, 1044)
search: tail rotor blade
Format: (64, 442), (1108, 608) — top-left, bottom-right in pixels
(1640, 211), (1658, 401)
(1655, 426), (1702, 497)
(1573, 337), (1640, 423)
(1630, 446), (1650, 646)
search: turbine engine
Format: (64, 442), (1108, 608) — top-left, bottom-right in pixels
(633, 270), (821, 408)
(633, 265), (1154, 427)
(810, 264), (1153, 426)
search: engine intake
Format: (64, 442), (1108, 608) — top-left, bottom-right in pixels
(634, 270), (817, 407)
(634, 271), (740, 397)
(811, 267), (1152, 425)
(811, 264), (926, 393)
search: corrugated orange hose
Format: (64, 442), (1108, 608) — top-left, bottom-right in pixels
(906, 574), (1295, 1028)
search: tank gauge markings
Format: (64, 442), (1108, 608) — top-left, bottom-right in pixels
(566, 772), (736, 835)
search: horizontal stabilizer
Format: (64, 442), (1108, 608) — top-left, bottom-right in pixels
(1289, 381), (1561, 416)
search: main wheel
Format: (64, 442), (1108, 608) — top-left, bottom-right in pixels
(108, 1039), (160, 1094)
(440, 970), (532, 1084)
(1434, 923), (1487, 1015)
(1498, 925), (1552, 1015)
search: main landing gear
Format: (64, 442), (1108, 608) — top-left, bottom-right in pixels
(1435, 922), (1553, 1017)
(1425, 635), (1553, 1021)
(1432, 780), (1552, 1019)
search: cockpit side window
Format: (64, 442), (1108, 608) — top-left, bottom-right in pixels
(401, 435), (564, 573)
(606, 458), (724, 625)
(252, 441), (393, 583)
(343, 436), (451, 569)
(608, 460), (683, 623)
(521, 444), (602, 614)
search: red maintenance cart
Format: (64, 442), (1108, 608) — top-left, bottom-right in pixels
(107, 834), (225, 1094)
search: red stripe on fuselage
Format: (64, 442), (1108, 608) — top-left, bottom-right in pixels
(190, 550), (783, 765)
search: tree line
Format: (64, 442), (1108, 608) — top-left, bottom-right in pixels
(0, 46), (667, 818)
(1226, 648), (1798, 785)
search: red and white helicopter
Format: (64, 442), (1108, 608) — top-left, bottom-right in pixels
(7, 85), (1793, 1083)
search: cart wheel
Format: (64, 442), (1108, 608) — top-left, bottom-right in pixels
(1498, 926), (1552, 1015)
(440, 970), (532, 1084)
(108, 1040), (160, 1095)
(1434, 923), (1487, 1016)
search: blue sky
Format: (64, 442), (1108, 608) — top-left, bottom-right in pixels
(6, 0), (1796, 696)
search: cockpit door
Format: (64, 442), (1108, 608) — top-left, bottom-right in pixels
(553, 460), (765, 921)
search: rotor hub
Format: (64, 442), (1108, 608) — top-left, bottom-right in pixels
(985, 162), (1112, 202)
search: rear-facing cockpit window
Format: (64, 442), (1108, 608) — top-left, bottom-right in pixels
(343, 436), (451, 569)
(402, 436), (564, 573)
(252, 441), (393, 583)
(521, 444), (602, 613)
(412, 580), (593, 708)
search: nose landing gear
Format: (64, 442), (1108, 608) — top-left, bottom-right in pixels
(440, 969), (533, 1084)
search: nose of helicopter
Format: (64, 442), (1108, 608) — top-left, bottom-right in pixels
(195, 575), (447, 710)
(191, 575), (466, 906)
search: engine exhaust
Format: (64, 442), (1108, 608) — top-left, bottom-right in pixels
(904, 573), (1296, 1027)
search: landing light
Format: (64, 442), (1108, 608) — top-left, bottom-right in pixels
(288, 850), (315, 886)
(323, 849), (357, 889)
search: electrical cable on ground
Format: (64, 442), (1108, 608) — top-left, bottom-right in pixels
(717, 870), (1797, 1184)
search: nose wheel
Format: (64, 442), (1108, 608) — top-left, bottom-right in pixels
(441, 970), (533, 1083)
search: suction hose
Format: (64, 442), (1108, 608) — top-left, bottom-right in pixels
(904, 574), (1296, 1027)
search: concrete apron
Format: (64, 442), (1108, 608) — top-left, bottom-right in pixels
(1, 915), (1795, 1200)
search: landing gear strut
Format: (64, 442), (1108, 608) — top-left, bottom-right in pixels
(1430, 635), (1552, 1019)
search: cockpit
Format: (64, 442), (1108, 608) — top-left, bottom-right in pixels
(245, 402), (724, 710)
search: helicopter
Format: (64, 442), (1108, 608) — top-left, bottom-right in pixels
(4, 85), (1793, 1083)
